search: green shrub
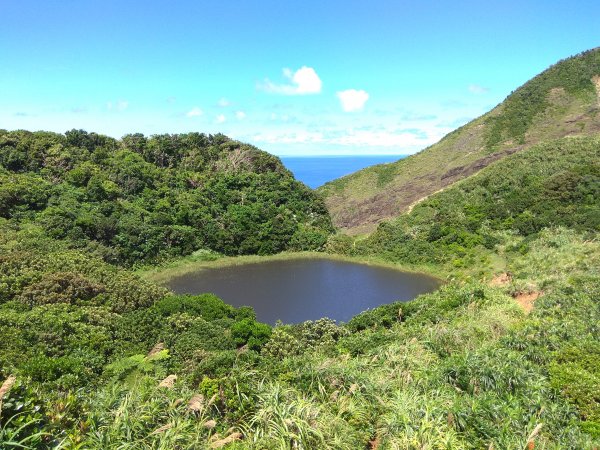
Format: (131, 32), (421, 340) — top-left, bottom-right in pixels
(21, 355), (90, 387)
(18, 272), (105, 306)
(231, 318), (272, 351)
(155, 293), (236, 321)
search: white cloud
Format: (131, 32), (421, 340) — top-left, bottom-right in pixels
(337, 89), (369, 112)
(235, 111), (246, 120)
(107, 100), (129, 111)
(253, 131), (324, 144)
(331, 129), (442, 147)
(216, 114), (226, 123)
(260, 66), (322, 95)
(468, 84), (489, 94)
(250, 123), (450, 150)
(186, 107), (203, 117)
(218, 98), (230, 107)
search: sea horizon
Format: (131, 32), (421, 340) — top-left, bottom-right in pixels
(281, 154), (406, 189)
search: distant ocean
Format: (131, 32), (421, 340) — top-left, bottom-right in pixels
(280, 155), (406, 189)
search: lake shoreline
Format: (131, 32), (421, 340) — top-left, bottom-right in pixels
(160, 255), (443, 324)
(141, 250), (446, 287)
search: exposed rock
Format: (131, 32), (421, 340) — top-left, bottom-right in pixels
(158, 374), (177, 388)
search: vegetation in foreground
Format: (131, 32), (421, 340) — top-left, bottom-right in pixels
(0, 127), (598, 448)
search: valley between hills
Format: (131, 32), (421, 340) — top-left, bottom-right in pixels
(0, 48), (599, 449)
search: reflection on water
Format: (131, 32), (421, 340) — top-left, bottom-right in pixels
(167, 258), (441, 325)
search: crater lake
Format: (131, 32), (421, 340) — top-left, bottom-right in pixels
(166, 257), (441, 324)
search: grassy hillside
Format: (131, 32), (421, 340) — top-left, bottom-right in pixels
(1, 134), (598, 448)
(319, 47), (600, 234)
(353, 135), (599, 278)
(0, 129), (333, 264)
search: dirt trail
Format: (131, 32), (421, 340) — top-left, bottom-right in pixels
(406, 187), (446, 214)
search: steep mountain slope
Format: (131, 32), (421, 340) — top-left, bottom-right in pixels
(319, 47), (600, 234)
(355, 135), (600, 275)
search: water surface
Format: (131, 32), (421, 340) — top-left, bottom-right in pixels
(167, 258), (440, 324)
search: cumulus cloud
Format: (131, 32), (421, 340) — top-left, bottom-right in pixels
(235, 111), (246, 120)
(345, 123), (454, 148)
(468, 84), (489, 94)
(216, 114), (226, 123)
(260, 66), (322, 95)
(337, 89), (369, 112)
(186, 107), (203, 117)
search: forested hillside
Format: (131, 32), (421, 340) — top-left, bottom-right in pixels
(1, 133), (598, 448)
(0, 128), (331, 447)
(0, 129), (333, 264)
(319, 47), (600, 234)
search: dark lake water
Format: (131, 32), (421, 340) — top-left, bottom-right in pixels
(281, 155), (406, 189)
(166, 258), (441, 324)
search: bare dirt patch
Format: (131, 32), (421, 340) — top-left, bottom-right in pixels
(548, 87), (568, 105)
(513, 291), (542, 313)
(490, 272), (511, 287)
(369, 436), (380, 450)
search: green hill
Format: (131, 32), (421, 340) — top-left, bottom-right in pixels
(353, 135), (599, 275)
(0, 129), (333, 264)
(319, 47), (600, 235)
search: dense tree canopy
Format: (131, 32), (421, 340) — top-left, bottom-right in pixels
(0, 129), (333, 265)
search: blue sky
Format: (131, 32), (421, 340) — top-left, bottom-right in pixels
(1, 1), (599, 155)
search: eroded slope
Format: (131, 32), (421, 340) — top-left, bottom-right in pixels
(319, 48), (600, 234)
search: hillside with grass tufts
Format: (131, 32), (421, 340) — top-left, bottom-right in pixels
(1, 128), (599, 447)
(318, 47), (600, 235)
